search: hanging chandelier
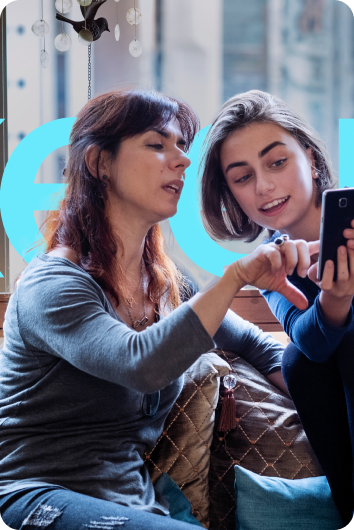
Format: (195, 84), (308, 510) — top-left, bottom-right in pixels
(31, 0), (143, 95)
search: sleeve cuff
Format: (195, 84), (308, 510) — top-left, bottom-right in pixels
(315, 295), (353, 332)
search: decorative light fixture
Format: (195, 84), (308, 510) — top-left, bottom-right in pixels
(40, 49), (50, 68)
(55, 0), (72, 52)
(32, 1), (143, 91)
(32, 0), (50, 68)
(127, 0), (142, 57)
(77, 0), (93, 6)
(55, 32), (72, 51)
(32, 19), (49, 37)
(115, 0), (120, 42)
(55, 0), (72, 13)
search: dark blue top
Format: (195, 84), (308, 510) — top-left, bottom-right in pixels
(262, 233), (354, 363)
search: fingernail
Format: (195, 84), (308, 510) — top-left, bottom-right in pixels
(340, 247), (346, 255)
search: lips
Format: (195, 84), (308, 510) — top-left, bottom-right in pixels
(259, 196), (290, 216)
(162, 180), (184, 196)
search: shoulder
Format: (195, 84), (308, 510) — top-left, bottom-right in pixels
(46, 246), (80, 265)
(18, 254), (107, 306)
(262, 230), (281, 244)
(15, 255), (111, 347)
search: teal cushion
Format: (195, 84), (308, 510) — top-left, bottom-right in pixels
(155, 473), (203, 527)
(234, 466), (343, 530)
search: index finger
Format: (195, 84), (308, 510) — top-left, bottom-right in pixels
(278, 278), (309, 310)
(308, 240), (320, 255)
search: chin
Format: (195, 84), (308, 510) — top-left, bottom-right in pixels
(163, 203), (178, 219)
(150, 207), (177, 224)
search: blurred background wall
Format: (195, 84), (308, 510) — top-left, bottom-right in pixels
(5, 0), (354, 288)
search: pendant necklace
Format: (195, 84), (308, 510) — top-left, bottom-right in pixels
(126, 260), (148, 330)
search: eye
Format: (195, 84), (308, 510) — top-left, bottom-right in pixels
(178, 142), (187, 152)
(272, 158), (287, 167)
(234, 173), (252, 184)
(147, 143), (163, 150)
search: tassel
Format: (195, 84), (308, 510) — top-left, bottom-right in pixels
(218, 388), (237, 432)
(218, 374), (237, 432)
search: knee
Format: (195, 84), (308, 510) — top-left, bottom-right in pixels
(281, 342), (311, 394)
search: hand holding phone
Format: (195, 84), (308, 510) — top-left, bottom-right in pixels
(317, 188), (354, 282)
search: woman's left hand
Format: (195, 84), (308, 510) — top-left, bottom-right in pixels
(308, 219), (354, 327)
(308, 219), (354, 298)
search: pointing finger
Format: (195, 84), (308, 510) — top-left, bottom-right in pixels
(308, 240), (320, 255)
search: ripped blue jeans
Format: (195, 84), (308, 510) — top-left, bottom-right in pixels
(0, 487), (197, 530)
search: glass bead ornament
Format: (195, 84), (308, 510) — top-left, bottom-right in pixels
(223, 374), (237, 390)
(78, 28), (93, 45)
(55, 32), (72, 51)
(31, 19), (50, 37)
(40, 49), (50, 68)
(77, 0), (92, 6)
(115, 23), (120, 41)
(126, 7), (142, 25)
(55, 0), (72, 13)
(129, 39), (142, 57)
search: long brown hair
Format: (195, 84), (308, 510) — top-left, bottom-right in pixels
(201, 90), (336, 242)
(42, 88), (199, 311)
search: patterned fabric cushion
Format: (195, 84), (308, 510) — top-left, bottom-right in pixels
(209, 350), (324, 530)
(145, 351), (230, 528)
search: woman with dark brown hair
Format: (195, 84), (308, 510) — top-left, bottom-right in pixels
(0, 89), (313, 530)
(201, 89), (354, 525)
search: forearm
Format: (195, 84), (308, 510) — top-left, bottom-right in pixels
(262, 290), (351, 362)
(187, 266), (245, 338)
(213, 310), (284, 375)
(319, 291), (353, 327)
(267, 370), (290, 396)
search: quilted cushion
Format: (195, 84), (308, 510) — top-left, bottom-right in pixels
(145, 351), (230, 528)
(209, 350), (324, 530)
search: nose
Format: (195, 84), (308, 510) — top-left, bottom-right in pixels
(169, 149), (191, 172)
(254, 171), (275, 195)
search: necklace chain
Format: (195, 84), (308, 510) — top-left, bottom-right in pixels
(126, 260), (149, 330)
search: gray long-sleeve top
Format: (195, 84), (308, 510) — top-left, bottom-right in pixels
(0, 255), (283, 514)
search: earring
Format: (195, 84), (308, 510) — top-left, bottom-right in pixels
(314, 170), (319, 178)
(102, 174), (109, 188)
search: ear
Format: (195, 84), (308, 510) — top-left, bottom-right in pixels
(85, 145), (110, 178)
(305, 147), (317, 179)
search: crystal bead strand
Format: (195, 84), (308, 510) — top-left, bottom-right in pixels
(115, 0), (120, 42)
(127, 0), (142, 57)
(54, 0), (72, 52)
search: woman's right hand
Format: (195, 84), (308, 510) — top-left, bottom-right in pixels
(231, 239), (320, 310)
(188, 238), (318, 339)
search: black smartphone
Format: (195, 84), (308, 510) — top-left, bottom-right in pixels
(317, 188), (354, 282)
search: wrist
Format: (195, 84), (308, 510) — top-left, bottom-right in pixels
(227, 261), (247, 293)
(320, 290), (353, 305)
(319, 291), (353, 327)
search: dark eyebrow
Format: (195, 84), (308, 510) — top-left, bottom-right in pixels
(259, 141), (286, 158)
(225, 141), (286, 174)
(225, 161), (248, 174)
(148, 127), (186, 145)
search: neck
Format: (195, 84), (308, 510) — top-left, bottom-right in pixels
(280, 204), (322, 243)
(105, 200), (153, 274)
